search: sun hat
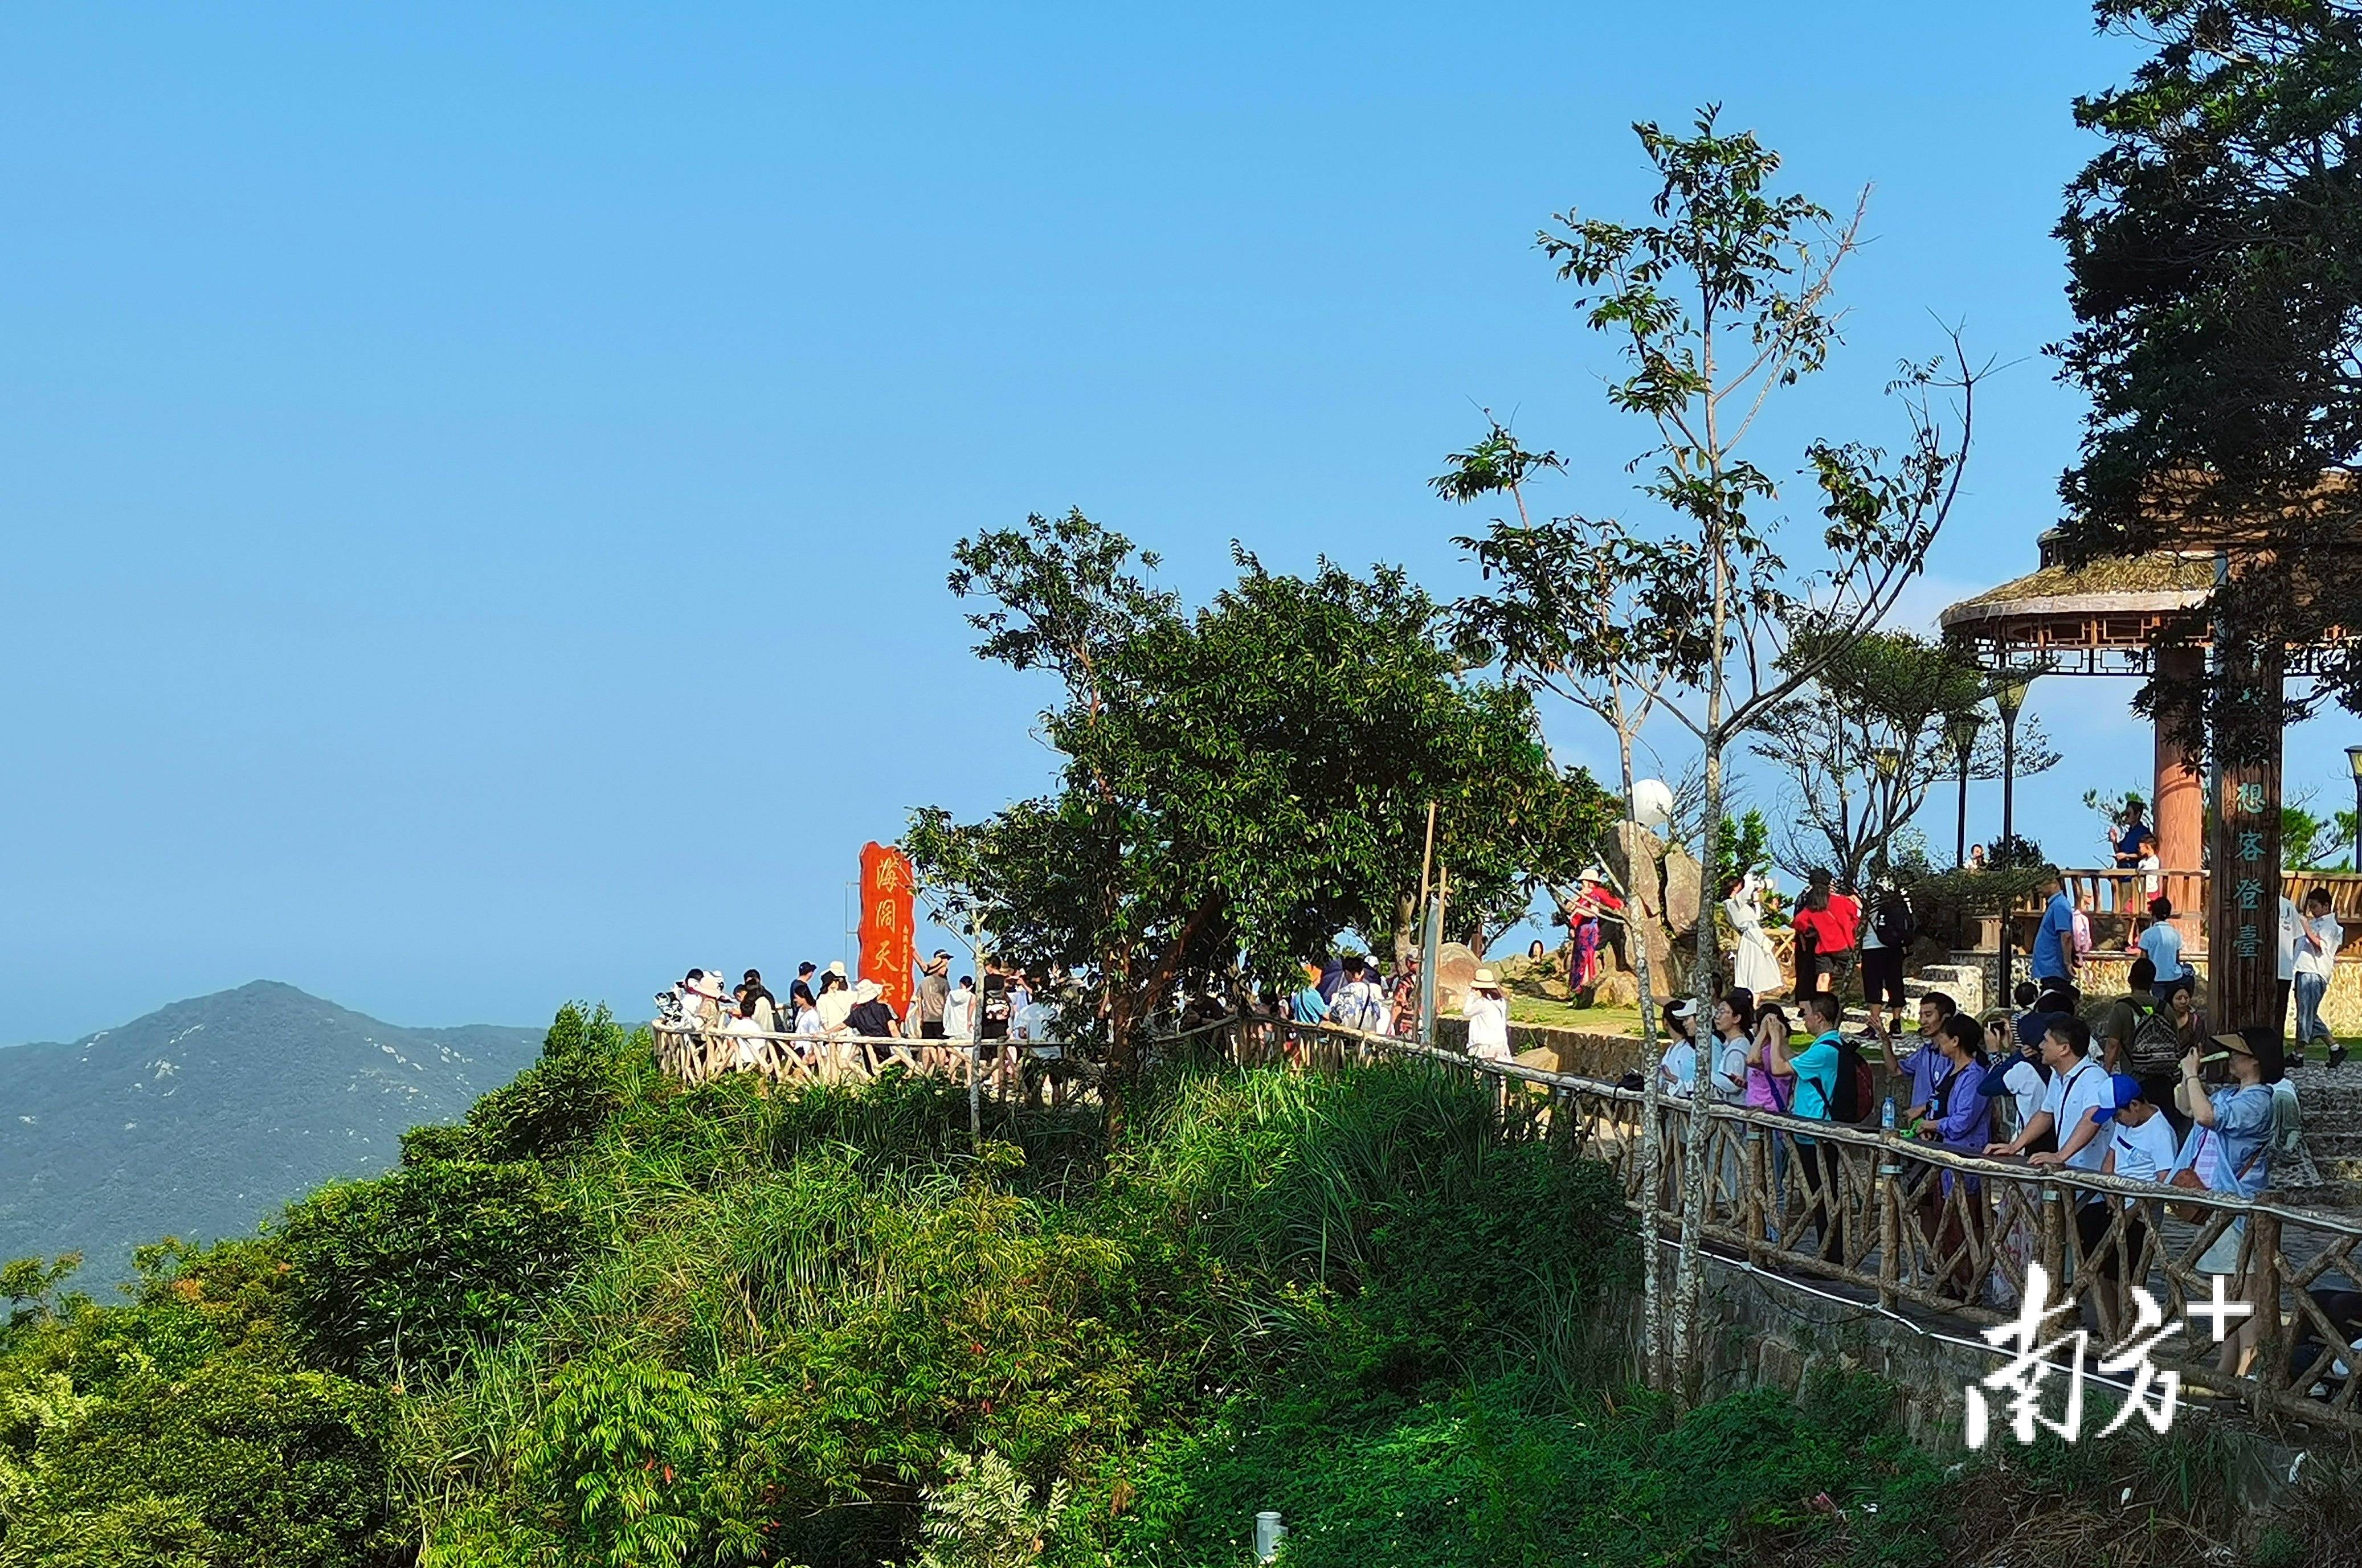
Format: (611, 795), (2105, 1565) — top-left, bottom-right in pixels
(2212, 1031), (2256, 1058)
(852, 979), (882, 1004)
(1472, 967), (1501, 990)
(692, 972), (728, 1000)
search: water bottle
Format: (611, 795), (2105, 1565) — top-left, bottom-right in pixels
(1881, 1095), (1897, 1133)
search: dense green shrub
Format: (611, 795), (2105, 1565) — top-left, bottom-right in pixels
(0, 1360), (395, 1568)
(277, 1160), (581, 1374)
(402, 1002), (632, 1168)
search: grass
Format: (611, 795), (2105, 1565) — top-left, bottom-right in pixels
(1507, 996), (1647, 1035)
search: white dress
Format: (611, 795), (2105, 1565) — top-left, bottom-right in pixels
(1726, 891), (1781, 996)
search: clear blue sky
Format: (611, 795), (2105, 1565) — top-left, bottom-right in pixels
(7, 5), (2348, 1044)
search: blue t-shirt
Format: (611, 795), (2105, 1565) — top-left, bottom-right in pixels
(2136, 919), (2193, 982)
(2031, 891), (2075, 980)
(2116, 821), (2148, 861)
(1290, 987), (1327, 1025)
(1790, 1033), (1843, 1125)
(1897, 1040), (1946, 1115)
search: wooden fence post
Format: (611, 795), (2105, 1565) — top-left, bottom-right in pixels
(2039, 1182), (2065, 1293)
(1744, 1127), (1768, 1265)
(1877, 1137), (1902, 1311)
(2250, 1206), (2285, 1397)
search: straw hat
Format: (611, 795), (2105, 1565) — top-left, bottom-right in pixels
(1472, 967), (1502, 990)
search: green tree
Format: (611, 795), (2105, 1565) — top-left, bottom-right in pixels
(907, 514), (1612, 1112)
(1747, 629), (2059, 886)
(1441, 109), (1978, 1389)
(2054, 0), (2362, 762)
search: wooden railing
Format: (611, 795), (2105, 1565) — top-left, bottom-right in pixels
(1223, 1017), (2362, 1435)
(650, 1024), (1094, 1107)
(2034, 869), (2362, 939)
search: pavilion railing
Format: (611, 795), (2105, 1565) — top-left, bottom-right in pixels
(1216, 1016), (2362, 1435)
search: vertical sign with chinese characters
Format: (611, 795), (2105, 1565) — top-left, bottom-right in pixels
(860, 842), (917, 1020)
(2204, 642), (2283, 1033)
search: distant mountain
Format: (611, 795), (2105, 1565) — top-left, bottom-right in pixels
(0, 981), (544, 1283)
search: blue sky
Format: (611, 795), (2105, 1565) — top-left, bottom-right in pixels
(6, 5), (2347, 1043)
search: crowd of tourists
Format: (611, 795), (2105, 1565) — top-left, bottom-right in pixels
(655, 955), (1059, 1082)
(1636, 971), (2312, 1372)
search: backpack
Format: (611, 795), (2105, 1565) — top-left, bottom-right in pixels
(1812, 1033), (1875, 1125)
(2126, 998), (2184, 1077)
(1874, 898), (1914, 949)
(1836, 1039), (1876, 1125)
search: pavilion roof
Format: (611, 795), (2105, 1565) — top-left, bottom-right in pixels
(1936, 549), (2215, 632)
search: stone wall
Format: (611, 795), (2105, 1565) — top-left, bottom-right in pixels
(2012, 952), (2362, 1034)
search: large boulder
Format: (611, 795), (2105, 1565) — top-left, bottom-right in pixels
(1663, 846), (1703, 937)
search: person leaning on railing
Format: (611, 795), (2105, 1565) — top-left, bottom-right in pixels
(2170, 1025), (2282, 1375)
(1913, 1014), (1994, 1298)
(1764, 990), (1848, 1262)
(1986, 1014), (2110, 1174)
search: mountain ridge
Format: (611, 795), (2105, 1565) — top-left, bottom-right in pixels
(0, 980), (543, 1281)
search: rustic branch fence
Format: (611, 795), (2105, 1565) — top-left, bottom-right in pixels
(655, 1012), (2362, 1432)
(1205, 1016), (2362, 1435)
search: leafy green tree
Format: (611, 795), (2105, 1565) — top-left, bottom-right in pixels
(2054, 0), (2362, 762)
(907, 513), (1612, 1108)
(1441, 108), (1978, 1389)
(2281, 795), (2358, 871)
(1747, 629), (2058, 886)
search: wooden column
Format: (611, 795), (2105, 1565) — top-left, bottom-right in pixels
(2153, 644), (2206, 883)
(2206, 645), (2285, 1033)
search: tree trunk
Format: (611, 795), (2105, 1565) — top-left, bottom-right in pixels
(1615, 714), (1670, 1390)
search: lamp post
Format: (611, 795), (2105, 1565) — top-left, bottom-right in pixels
(1993, 676), (2034, 997)
(2347, 746), (2362, 872)
(1871, 746), (1902, 882)
(1945, 710), (1983, 870)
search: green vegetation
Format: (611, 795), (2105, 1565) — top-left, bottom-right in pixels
(1, 1002), (2341, 1565)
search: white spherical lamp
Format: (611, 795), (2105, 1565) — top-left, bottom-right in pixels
(1630, 778), (1674, 833)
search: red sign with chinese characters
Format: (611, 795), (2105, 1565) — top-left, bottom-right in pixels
(860, 842), (917, 1020)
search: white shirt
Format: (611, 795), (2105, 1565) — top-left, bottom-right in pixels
(942, 988), (976, 1039)
(721, 1012), (766, 1068)
(2000, 1059), (2046, 1136)
(791, 1004), (822, 1038)
(1710, 1036), (1750, 1100)
(817, 989), (855, 1031)
(1658, 1038), (1698, 1096)
(2298, 911), (2343, 980)
(2279, 896), (2303, 981)
(2041, 1058), (2114, 1170)
(1462, 993), (1510, 1059)
(2110, 1112), (2179, 1184)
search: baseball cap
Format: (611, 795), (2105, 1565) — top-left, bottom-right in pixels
(2090, 1072), (2149, 1124)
